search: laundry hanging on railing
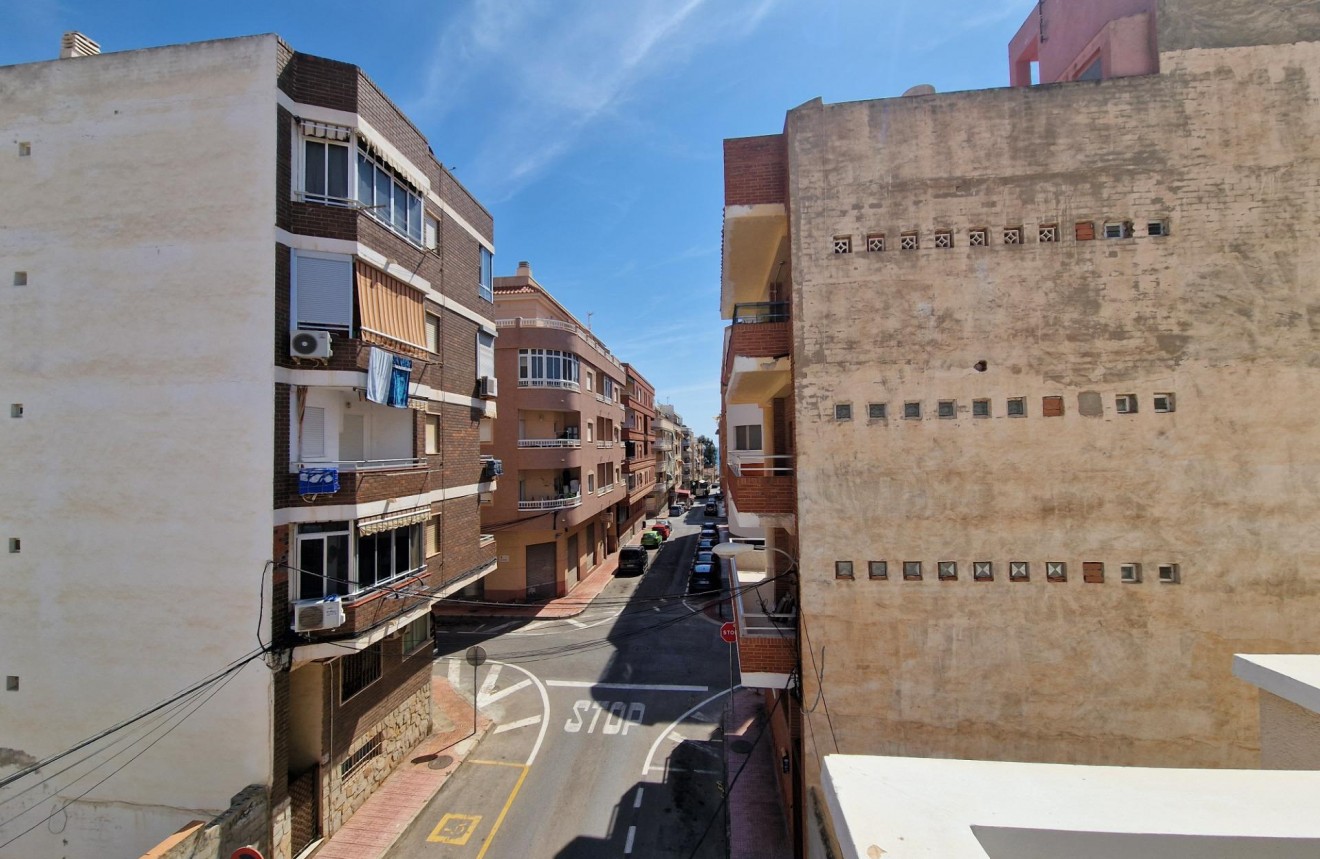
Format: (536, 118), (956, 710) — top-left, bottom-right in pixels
(366, 347), (413, 408)
(388, 355), (412, 408)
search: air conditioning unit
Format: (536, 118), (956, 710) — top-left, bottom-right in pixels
(478, 375), (498, 398)
(292, 595), (346, 632)
(290, 329), (333, 359)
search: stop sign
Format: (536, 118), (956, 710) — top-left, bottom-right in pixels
(720, 622), (737, 644)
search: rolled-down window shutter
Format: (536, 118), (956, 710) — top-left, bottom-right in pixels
(477, 332), (496, 379)
(302, 407), (326, 459)
(295, 254), (353, 332)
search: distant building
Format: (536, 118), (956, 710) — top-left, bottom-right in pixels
(623, 365), (658, 534)
(651, 404), (682, 514)
(719, 0), (1320, 852)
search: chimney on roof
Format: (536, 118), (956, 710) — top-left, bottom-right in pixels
(59, 32), (101, 59)
(517, 261), (532, 277)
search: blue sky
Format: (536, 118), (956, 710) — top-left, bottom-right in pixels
(1, 0), (1035, 440)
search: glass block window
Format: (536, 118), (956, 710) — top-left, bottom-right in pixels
(969, 229), (987, 247)
(937, 400), (955, 418)
(1038, 224), (1058, 243)
(1046, 561), (1067, 582)
(903, 401), (921, 419)
(972, 399), (990, 417)
(934, 230), (952, 249)
(937, 561), (957, 580)
(868, 403), (887, 420)
(834, 403), (853, 421)
(1153, 393), (1175, 413)
(868, 561), (888, 580)
(902, 561), (922, 580)
(1009, 561), (1029, 581)
(900, 232), (919, 251)
(1003, 226), (1022, 245)
(833, 236), (852, 254)
(1158, 564), (1181, 584)
(835, 560), (855, 579)
(1007, 397), (1026, 417)
(973, 561), (993, 581)
(1120, 563), (1142, 583)
(867, 233), (886, 252)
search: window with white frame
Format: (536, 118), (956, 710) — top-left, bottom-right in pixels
(401, 614), (432, 656)
(293, 251), (354, 333)
(298, 124), (426, 246)
(1153, 393), (1175, 413)
(518, 348), (581, 389)
(1116, 393), (1138, 414)
(734, 424), (762, 451)
(479, 248), (493, 302)
(294, 521), (423, 600)
(304, 137), (351, 204)
(356, 146), (423, 244)
(1120, 563), (1142, 583)
(1158, 563), (1180, 584)
(424, 216), (439, 251)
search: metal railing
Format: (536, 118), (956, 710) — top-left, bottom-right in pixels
(495, 317), (624, 372)
(727, 452), (793, 477)
(479, 534), (496, 547)
(296, 457), (425, 473)
(731, 563), (798, 638)
(518, 438), (581, 448)
(518, 379), (581, 391)
(596, 441), (614, 449)
(732, 301), (789, 324)
(517, 494), (582, 510)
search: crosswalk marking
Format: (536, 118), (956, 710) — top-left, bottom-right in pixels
(479, 678), (530, 706)
(494, 715), (543, 734)
(478, 664), (504, 702)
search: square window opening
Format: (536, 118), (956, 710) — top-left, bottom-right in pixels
(866, 233), (885, 253)
(1003, 226), (1022, 245)
(937, 400), (955, 418)
(1009, 561), (1029, 581)
(7, 538), (19, 554)
(867, 403), (887, 421)
(903, 402), (921, 420)
(1147, 220), (1168, 237)
(868, 561), (888, 580)
(969, 229), (987, 247)
(1120, 563), (1142, 583)
(833, 236), (852, 254)
(1038, 224), (1058, 243)
(972, 399), (990, 418)
(1007, 397), (1026, 417)
(1103, 221), (1132, 239)
(1116, 393), (1138, 414)
(1083, 561), (1105, 584)
(937, 561), (957, 580)
(18, 142), (31, 157)
(900, 232), (919, 251)
(10, 404), (22, 419)
(1154, 393), (1175, 413)
(1042, 395), (1064, 417)
(5, 676), (17, 692)
(1075, 221), (1096, 241)
(902, 561), (922, 580)
(340, 643), (383, 702)
(1158, 564), (1180, 584)
(834, 403), (853, 421)
(835, 561), (855, 580)
(13, 272), (27, 286)
(973, 561), (993, 581)
(1046, 561), (1067, 582)
(934, 230), (952, 249)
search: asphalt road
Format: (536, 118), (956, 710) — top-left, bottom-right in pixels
(385, 507), (735, 859)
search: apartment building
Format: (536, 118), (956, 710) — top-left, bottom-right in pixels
(0, 34), (497, 859)
(719, 0), (1320, 851)
(622, 365), (658, 539)
(483, 262), (629, 600)
(651, 404), (682, 514)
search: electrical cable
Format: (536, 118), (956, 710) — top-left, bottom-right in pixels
(799, 613), (840, 754)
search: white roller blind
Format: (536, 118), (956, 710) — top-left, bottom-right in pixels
(295, 253), (353, 331)
(301, 407), (326, 458)
(477, 331), (495, 378)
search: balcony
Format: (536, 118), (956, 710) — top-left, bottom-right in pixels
(518, 438), (581, 448)
(518, 494), (582, 511)
(295, 457), (424, 473)
(497, 316), (624, 374)
(728, 555), (797, 688)
(725, 454), (795, 516)
(732, 301), (789, 324)
(653, 438), (674, 451)
(723, 309), (791, 400)
(596, 441), (614, 449)
(518, 378), (581, 392)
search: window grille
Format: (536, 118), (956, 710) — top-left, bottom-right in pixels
(900, 232), (919, 251)
(969, 229), (987, 247)
(1038, 224), (1058, 243)
(1003, 227), (1021, 245)
(833, 236), (852, 254)
(934, 231), (952, 249)
(866, 234), (885, 252)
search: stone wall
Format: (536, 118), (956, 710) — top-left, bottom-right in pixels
(142, 786), (268, 859)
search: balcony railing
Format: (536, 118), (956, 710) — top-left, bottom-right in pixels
(653, 438), (674, 451)
(596, 441), (614, 449)
(496, 316), (624, 372)
(732, 301), (790, 324)
(728, 452), (793, 477)
(479, 534), (496, 547)
(518, 494), (582, 511)
(518, 379), (581, 391)
(296, 457), (425, 473)
(518, 438), (582, 448)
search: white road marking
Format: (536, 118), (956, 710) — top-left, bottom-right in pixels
(439, 657), (551, 766)
(546, 680), (708, 692)
(493, 715), (543, 734)
(643, 685), (739, 775)
(565, 618), (587, 628)
(633, 787), (644, 809)
(624, 825), (636, 854)
(479, 678), (530, 706)
(478, 663), (503, 702)
(447, 659), (462, 688)
(667, 731), (688, 744)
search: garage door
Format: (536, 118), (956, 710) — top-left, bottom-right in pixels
(526, 542), (557, 601)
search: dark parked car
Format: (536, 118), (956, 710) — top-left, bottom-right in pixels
(699, 526), (718, 540)
(692, 550), (715, 569)
(704, 502), (719, 517)
(669, 504), (684, 517)
(618, 545), (649, 576)
(687, 562), (720, 594)
(696, 538), (715, 554)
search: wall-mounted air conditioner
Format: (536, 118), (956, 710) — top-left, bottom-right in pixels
(292, 594), (346, 632)
(479, 375), (498, 398)
(291, 329), (333, 359)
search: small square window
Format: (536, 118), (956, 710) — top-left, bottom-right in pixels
(866, 233), (885, 253)
(5, 676), (17, 692)
(972, 561), (993, 581)
(18, 142), (31, 157)
(1153, 393), (1175, 413)
(834, 403), (852, 421)
(1009, 561), (1029, 581)
(1042, 395), (1064, 417)
(1075, 221), (1095, 241)
(867, 403), (887, 420)
(934, 230), (952, 249)
(7, 538), (19, 553)
(1038, 224), (1058, 243)
(968, 229), (987, 247)
(937, 400), (956, 418)
(13, 272), (27, 286)
(1147, 220), (1168, 237)
(835, 561), (854, 579)
(1103, 221), (1132, 239)
(972, 399), (990, 417)
(903, 401), (921, 419)
(1003, 226), (1022, 245)
(900, 232), (919, 251)
(902, 561), (922, 580)
(10, 404), (22, 419)
(1083, 561), (1104, 583)
(1006, 397), (1025, 417)
(1116, 393), (1138, 414)
(1120, 563), (1142, 583)
(868, 561), (888, 579)
(1158, 563), (1180, 584)
(833, 236), (852, 254)
(937, 560), (957, 580)
(1046, 561), (1067, 581)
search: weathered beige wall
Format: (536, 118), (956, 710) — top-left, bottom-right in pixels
(1259, 692), (1320, 771)
(788, 38), (1320, 792)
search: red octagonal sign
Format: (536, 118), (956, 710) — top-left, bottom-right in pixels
(719, 622), (737, 644)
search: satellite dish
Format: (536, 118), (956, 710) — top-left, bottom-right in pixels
(902, 84), (936, 97)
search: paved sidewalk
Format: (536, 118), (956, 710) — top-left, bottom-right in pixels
(314, 672), (492, 859)
(433, 552), (620, 620)
(726, 688), (793, 859)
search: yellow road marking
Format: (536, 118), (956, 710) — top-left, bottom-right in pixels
(427, 813), (482, 845)
(474, 764), (530, 859)
(467, 759), (526, 768)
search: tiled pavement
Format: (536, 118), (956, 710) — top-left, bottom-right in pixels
(726, 687), (794, 859)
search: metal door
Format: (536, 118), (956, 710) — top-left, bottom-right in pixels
(525, 542), (557, 601)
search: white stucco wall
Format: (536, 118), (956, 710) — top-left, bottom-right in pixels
(0, 36), (279, 859)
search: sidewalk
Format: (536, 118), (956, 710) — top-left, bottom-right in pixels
(432, 552), (620, 620)
(313, 672), (492, 859)
(725, 688), (793, 859)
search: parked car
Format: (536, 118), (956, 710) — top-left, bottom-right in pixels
(640, 530), (663, 550)
(687, 562), (720, 594)
(618, 545), (649, 576)
(696, 538), (715, 553)
(699, 526), (718, 539)
(669, 504), (684, 517)
(704, 501), (719, 517)
(692, 550), (715, 569)
(651, 520), (672, 538)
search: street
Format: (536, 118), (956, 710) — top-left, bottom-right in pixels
(385, 508), (735, 859)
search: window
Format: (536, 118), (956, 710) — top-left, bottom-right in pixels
(866, 233), (885, 252)
(17, 142), (30, 157)
(426, 514), (441, 556)
(425, 313), (440, 353)
(1075, 221), (1095, 241)
(401, 614), (432, 656)
(1042, 395), (1064, 417)
(586, 423), (593, 443)
(903, 401), (921, 419)
(973, 561), (993, 581)
(304, 138), (350, 204)
(734, 424), (763, 451)
(296, 522), (351, 599)
(479, 248), (493, 302)
(477, 331), (495, 380)
(902, 561), (922, 580)
(1103, 221), (1132, 239)
(972, 399), (990, 417)
(479, 419), (493, 444)
(424, 215), (439, 251)
(937, 400), (955, 419)
(518, 349), (581, 389)
(1083, 561), (1104, 583)
(834, 403), (852, 421)
(867, 403), (887, 420)
(12, 272), (27, 286)
(8, 538), (19, 554)
(340, 643), (382, 702)
(1120, 563), (1142, 583)
(1147, 220), (1168, 237)
(868, 561), (888, 580)
(1116, 393), (1138, 414)
(1154, 393), (1175, 413)
(1158, 564), (1180, 584)
(585, 371), (594, 393)
(356, 146), (423, 244)
(587, 473), (595, 492)
(10, 404), (22, 419)
(340, 732), (382, 778)
(1007, 397), (1025, 417)
(425, 415), (439, 454)
(1038, 224), (1058, 243)
(834, 561), (854, 579)
(833, 236), (852, 254)
(293, 252), (354, 333)
(1046, 561), (1067, 582)
(356, 524), (423, 589)
(1003, 226), (1022, 245)
(937, 561), (957, 580)
(900, 232), (918, 251)
(1009, 561), (1029, 581)
(934, 230), (952, 249)
(969, 229), (987, 247)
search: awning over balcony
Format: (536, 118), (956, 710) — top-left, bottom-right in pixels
(358, 505), (430, 535)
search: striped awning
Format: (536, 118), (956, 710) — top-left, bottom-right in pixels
(358, 133), (430, 195)
(300, 120), (352, 142)
(357, 506), (430, 536)
(356, 261), (427, 355)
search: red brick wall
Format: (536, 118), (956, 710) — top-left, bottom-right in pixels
(722, 321), (791, 386)
(738, 633), (797, 677)
(726, 472), (796, 515)
(724, 134), (788, 207)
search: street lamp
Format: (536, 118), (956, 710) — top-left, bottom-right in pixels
(711, 541), (797, 574)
